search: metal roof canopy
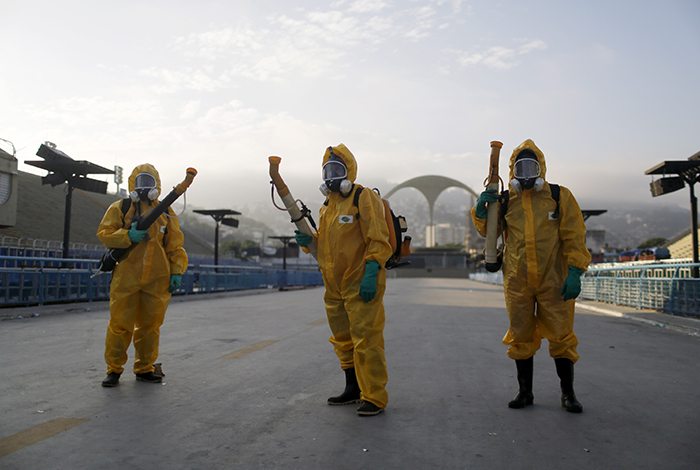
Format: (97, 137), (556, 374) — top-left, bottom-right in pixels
(582, 210), (607, 221)
(24, 143), (115, 258)
(644, 154), (700, 277)
(193, 209), (241, 218)
(193, 209), (241, 266)
(269, 235), (296, 271)
(26, 143), (114, 177)
(644, 160), (700, 177)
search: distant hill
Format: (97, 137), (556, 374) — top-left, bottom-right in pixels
(578, 201), (690, 250)
(313, 189), (691, 250)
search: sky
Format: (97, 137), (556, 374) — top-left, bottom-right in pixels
(1, 0), (699, 214)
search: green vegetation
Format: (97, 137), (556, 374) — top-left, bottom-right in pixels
(637, 237), (667, 249)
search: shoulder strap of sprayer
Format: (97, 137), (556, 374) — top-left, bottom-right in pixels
(353, 186), (364, 219)
(120, 198), (131, 224)
(550, 184), (561, 219)
(353, 185), (377, 220)
(499, 184), (560, 224)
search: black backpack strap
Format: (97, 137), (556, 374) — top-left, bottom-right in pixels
(550, 184), (560, 219)
(162, 208), (171, 248)
(352, 186), (364, 219)
(499, 190), (509, 225)
(120, 198), (131, 227)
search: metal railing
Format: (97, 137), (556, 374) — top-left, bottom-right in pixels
(469, 262), (700, 317)
(580, 262), (700, 316)
(0, 256), (323, 307)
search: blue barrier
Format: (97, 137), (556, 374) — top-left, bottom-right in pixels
(0, 256), (323, 307)
(580, 262), (700, 317)
(470, 262), (700, 317)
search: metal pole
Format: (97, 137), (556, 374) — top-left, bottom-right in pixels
(63, 185), (73, 258)
(282, 241), (287, 271)
(214, 221), (220, 266)
(689, 181), (699, 278)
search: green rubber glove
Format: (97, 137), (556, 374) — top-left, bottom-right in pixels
(359, 260), (380, 303)
(169, 274), (182, 293)
(294, 230), (313, 247)
(561, 266), (584, 300)
(475, 190), (499, 219)
(128, 222), (147, 243)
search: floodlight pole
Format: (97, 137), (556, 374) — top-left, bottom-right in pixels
(645, 159), (700, 278)
(269, 236), (294, 271)
(193, 209), (241, 267)
(214, 219), (221, 267)
(26, 143), (114, 260)
(63, 185), (74, 258)
(689, 180), (698, 277)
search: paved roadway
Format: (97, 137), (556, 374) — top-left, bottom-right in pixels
(1, 278), (699, 470)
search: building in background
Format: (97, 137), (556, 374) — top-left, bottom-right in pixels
(0, 147), (18, 228)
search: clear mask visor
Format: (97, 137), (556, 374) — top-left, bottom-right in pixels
(322, 161), (347, 181)
(513, 158), (541, 179)
(134, 173), (156, 190)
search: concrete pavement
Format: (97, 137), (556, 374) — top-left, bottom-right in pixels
(1, 278), (699, 469)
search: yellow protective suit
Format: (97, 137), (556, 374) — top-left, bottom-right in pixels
(97, 164), (188, 375)
(315, 144), (393, 409)
(471, 139), (591, 362)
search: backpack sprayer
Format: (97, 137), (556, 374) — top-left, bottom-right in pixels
(268, 156), (318, 260)
(92, 168), (198, 277)
(484, 141), (503, 272)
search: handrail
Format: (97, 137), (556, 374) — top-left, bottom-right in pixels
(585, 262), (700, 279)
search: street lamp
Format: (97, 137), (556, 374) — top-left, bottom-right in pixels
(193, 209), (241, 266)
(645, 154), (700, 277)
(25, 142), (114, 258)
(268, 235), (296, 271)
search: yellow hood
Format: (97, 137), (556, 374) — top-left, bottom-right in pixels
(128, 163), (161, 193)
(322, 144), (357, 182)
(508, 139), (547, 181)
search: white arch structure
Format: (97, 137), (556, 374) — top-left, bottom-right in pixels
(385, 175), (479, 248)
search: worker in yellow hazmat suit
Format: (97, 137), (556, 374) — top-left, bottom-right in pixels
(295, 144), (393, 416)
(97, 163), (188, 387)
(472, 139), (591, 413)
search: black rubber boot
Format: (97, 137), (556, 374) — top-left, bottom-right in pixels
(555, 358), (583, 413)
(357, 400), (384, 416)
(327, 367), (361, 405)
(101, 372), (121, 387)
(508, 357), (534, 409)
(135, 371), (163, 383)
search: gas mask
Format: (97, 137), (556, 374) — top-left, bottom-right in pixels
(129, 173), (159, 202)
(510, 152), (544, 193)
(319, 152), (352, 196)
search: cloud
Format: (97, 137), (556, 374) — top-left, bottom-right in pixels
(403, 5), (438, 40)
(347, 0), (388, 13)
(179, 100), (201, 120)
(174, 27), (264, 61)
(141, 67), (231, 93)
(453, 39), (547, 69)
(25, 96), (165, 128)
(144, 2), (466, 90)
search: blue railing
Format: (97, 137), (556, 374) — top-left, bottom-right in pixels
(469, 262), (700, 317)
(0, 256), (323, 307)
(580, 262), (700, 317)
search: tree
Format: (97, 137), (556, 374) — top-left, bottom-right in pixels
(221, 239), (259, 259)
(637, 237), (667, 249)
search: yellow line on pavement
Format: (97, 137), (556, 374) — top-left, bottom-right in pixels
(222, 339), (279, 360)
(0, 417), (87, 458)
